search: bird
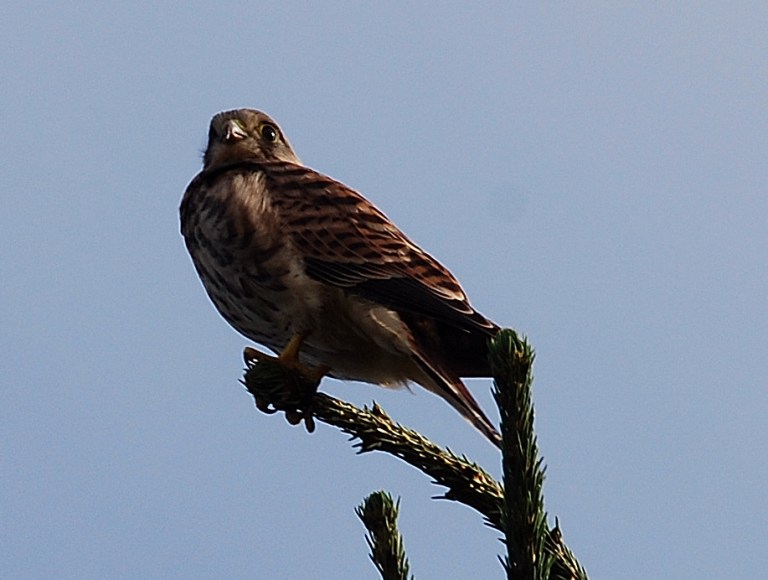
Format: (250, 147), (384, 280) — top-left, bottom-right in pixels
(180, 109), (502, 446)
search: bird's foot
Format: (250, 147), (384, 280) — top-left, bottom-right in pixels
(243, 335), (330, 433)
(244, 334), (330, 387)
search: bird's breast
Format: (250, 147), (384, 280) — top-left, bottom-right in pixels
(182, 170), (301, 345)
(182, 168), (420, 386)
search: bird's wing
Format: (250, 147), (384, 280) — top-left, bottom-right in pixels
(251, 160), (498, 335)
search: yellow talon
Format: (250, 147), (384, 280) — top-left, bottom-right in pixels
(244, 346), (270, 364)
(245, 333), (321, 378)
(278, 332), (306, 367)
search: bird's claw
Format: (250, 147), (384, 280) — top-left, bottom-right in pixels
(243, 343), (327, 434)
(254, 396), (278, 415)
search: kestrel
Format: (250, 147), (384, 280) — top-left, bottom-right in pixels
(180, 109), (502, 446)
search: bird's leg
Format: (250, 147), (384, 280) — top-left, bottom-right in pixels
(277, 333), (331, 432)
(244, 333), (330, 385)
(243, 333), (330, 432)
(277, 332), (304, 365)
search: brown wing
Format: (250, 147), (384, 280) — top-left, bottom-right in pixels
(259, 161), (497, 332)
(198, 160), (499, 377)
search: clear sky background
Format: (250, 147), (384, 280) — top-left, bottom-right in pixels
(2, 3), (766, 579)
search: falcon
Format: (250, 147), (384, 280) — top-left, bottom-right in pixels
(180, 109), (502, 446)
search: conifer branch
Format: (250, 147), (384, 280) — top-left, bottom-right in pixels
(490, 330), (552, 579)
(490, 330), (588, 580)
(242, 359), (504, 528)
(241, 329), (589, 579)
(356, 491), (413, 580)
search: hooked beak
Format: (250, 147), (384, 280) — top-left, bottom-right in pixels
(224, 119), (248, 142)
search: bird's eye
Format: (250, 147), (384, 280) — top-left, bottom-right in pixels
(259, 123), (279, 143)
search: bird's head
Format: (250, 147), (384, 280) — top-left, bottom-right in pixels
(203, 109), (301, 170)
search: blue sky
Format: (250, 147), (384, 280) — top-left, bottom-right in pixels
(2, 3), (766, 578)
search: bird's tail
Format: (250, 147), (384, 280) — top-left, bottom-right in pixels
(413, 355), (501, 448)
